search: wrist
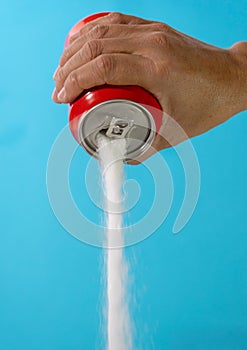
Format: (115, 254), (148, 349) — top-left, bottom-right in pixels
(226, 42), (247, 115)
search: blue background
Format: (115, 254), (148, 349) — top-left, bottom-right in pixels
(1, 0), (246, 349)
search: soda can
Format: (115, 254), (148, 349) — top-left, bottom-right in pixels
(66, 13), (163, 161)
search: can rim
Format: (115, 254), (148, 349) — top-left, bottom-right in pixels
(78, 99), (156, 162)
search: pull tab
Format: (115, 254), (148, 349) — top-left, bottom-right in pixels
(105, 117), (134, 138)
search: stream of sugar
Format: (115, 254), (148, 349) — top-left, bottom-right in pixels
(98, 134), (132, 350)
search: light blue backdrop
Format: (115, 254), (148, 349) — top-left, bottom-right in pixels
(0, 0), (246, 349)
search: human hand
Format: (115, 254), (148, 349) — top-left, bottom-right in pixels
(52, 12), (247, 156)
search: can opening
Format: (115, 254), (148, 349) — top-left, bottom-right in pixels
(105, 117), (134, 139)
(78, 99), (156, 161)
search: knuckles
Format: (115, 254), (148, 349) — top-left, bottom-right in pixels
(151, 22), (172, 33)
(107, 12), (124, 23)
(148, 31), (169, 48)
(95, 54), (116, 83)
(55, 68), (64, 82)
(82, 40), (103, 60)
(90, 24), (109, 38)
(60, 47), (72, 66)
(66, 71), (81, 90)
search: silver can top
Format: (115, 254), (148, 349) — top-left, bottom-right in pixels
(78, 99), (156, 161)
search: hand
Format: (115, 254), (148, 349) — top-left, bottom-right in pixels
(52, 12), (247, 157)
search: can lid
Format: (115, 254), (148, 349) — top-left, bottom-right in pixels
(69, 85), (163, 143)
(78, 99), (156, 161)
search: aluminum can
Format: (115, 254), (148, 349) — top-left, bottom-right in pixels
(67, 13), (163, 161)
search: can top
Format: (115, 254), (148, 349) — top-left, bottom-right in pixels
(78, 99), (156, 161)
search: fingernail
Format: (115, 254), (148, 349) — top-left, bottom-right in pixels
(57, 87), (66, 101)
(53, 66), (60, 80)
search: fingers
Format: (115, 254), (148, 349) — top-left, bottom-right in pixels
(66, 11), (148, 47)
(70, 12), (149, 43)
(55, 37), (141, 93)
(60, 23), (153, 68)
(53, 54), (153, 103)
(52, 12), (154, 104)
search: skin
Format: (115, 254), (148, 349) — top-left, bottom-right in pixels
(52, 12), (247, 160)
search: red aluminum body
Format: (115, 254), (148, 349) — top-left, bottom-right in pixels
(66, 12), (163, 145)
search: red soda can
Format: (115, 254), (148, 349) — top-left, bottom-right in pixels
(67, 12), (163, 161)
